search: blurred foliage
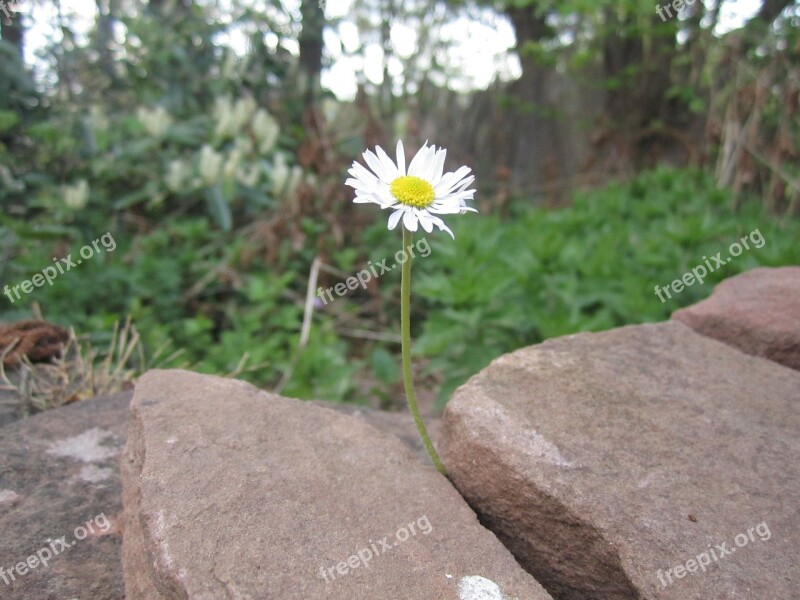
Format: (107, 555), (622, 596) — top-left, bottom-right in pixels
(1, 1), (303, 235)
(1, 0), (798, 410)
(366, 168), (800, 407)
(8, 167), (796, 407)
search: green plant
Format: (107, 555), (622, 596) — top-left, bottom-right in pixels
(411, 168), (800, 408)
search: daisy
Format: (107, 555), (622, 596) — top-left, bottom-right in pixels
(342, 141), (478, 475)
(345, 140), (477, 238)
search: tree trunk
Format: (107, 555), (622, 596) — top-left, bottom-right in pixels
(298, 0), (324, 108)
(757, 0), (794, 23)
(95, 0), (117, 84)
(1, 3), (24, 64)
(500, 5), (604, 195)
(0, 3), (36, 118)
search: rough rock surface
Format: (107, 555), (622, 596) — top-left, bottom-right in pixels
(0, 387), (23, 428)
(0, 369), (36, 428)
(672, 266), (800, 371)
(122, 369), (552, 600)
(0, 387), (443, 600)
(0, 391), (132, 600)
(313, 400), (442, 462)
(441, 321), (800, 600)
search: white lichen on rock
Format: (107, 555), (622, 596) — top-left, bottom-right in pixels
(458, 575), (519, 600)
(46, 427), (118, 463)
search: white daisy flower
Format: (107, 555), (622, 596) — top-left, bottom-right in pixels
(346, 140), (476, 238)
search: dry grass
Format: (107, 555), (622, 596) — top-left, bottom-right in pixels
(0, 319), (141, 414)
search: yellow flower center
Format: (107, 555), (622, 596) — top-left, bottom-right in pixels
(390, 176), (435, 208)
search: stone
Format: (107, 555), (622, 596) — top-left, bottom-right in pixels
(122, 369), (552, 600)
(312, 400), (442, 463)
(440, 321), (800, 600)
(0, 391), (132, 600)
(0, 387), (22, 428)
(0, 369), (34, 428)
(0, 386), (444, 600)
(672, 266), (800, 371)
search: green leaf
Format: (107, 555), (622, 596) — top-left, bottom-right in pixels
(369, 347), (398, 385)
(205, 185), (232, 231)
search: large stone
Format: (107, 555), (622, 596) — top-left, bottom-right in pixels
(0, 384), (444, 600)
(672, 266), (800, 371)
(440, 321), (800, 599)
(122, 369), (552, 600)
(0, 391), (132, 600)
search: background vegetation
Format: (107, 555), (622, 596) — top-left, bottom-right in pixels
(1, 0), (798, 412)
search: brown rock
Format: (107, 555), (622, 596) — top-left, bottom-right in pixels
(0, 384), (449, 600)
(672, 266), (800, 371)
(122, 369), (552, 600)
(0, 391), (132, 600)
(441, 321), (800, 600)
(312, 401), (443, 463)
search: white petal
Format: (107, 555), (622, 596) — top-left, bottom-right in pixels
(345, 177), (377, 193)
(431, 186), (475, 210)
(377, 187), (398, 207)
(427, 205), (460, 215)
(454, 175), (475, 190)
(363, 148), (392, 183)
(353, 189), (383, 204)
(375, 145), (400, 180)
(427, 196), (476, 214)
(403, 210), (418, 232)
(422, 146), (439, 181)
(395, 140), (406, 176)
(407, 142), (431, 178)
(418, 211), (434, 232)
(428, 194), (464, 211)
(419, 145), (438, 182)
(349, 162), (379, 185)
(387, 209), (404, 230)
(434, 166), (472, 195)
(430, 148), (447, 185)
(450, 190), (476, 204)
(429, 215), (454, 238)
(411, 146), (430, 180)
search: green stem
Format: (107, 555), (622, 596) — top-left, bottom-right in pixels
(401, 226), (446, 474)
